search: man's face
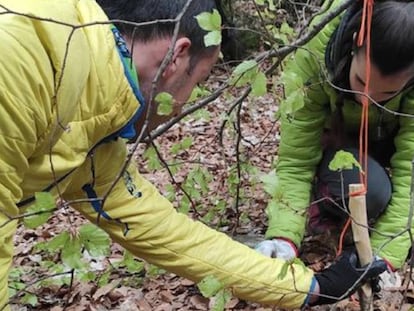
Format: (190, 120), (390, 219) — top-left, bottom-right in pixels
(160, 46), (220, 106)
(128, 36), (220, 134)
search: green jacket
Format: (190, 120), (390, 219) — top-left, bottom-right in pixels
(266, 0), (414, 269)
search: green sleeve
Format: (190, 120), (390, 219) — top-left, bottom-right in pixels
(265, 14), (338, 246)
(371, 90), (414, 269)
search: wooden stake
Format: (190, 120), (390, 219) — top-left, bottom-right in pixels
(348, 183), (373, 311)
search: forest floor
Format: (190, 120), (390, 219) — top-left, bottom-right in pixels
(10, 64), (414, 310)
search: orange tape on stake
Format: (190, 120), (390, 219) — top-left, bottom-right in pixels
(351, 0), (374, 197)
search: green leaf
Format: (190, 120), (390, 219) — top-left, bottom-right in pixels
(211, 289), (231, 311)
(9, 268), (25, 297)
(155, 92), (174, 116)
(144, 146), (162, 170)
(329, 150), (362, 172)
(292, 257), (308, 274)
(170, 143), (182, 155)
(280, 22), (294, 36)
(62, 235), (83, 269)
(120, 250), (145, 273)
(171, 137), (193, 154)
(97, 270), (111, 287)
(231, 60), (258, 86)
(268, 0), (276, 11)
(79, 224), (110, 257)
(196, 12), (215, 31)
(196, 9), (221, 31)
(146, 264), (166, 277)
(277, 261), (290, 280)
(192, 108), (211, 122)
(204, 30), (222, 47)
(178, 195), (191, 214)
(196, 9), (222, 47)
(280, 71), (305, 116)
(282, 70), (304, 93)
(24, 192), (55, 229)
(168, 161), (180, 176)
(165, 184), (176, 202)
(21, 293), (38, 307)
(190, 168), (209, 193)
(188, 86), (211, 102)
(181, 137), (193, 150)
(197, 275), (224, 298)
(210, 9), (222, 30)
(9, 267), (23, 280)
(251, 71), (267, 97)
(79, 271), (97, 282)
(48, 231), (70, 252)
(281, 88), (305, 115)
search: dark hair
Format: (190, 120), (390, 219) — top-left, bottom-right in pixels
(96, 0), (219, 60)
(327, 0), (414, 87)
(325, 1), (414, 148)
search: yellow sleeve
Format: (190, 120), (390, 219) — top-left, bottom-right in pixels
(0, 66), (41, 311)
(64, 140), (315, 309)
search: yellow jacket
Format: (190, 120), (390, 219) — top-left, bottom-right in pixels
(0, 0), (314, 309)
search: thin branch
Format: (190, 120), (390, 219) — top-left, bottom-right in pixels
(149, 141), (202, 218)
(231, 98), (244, 233)
(0, 209), (57, 229)
(0, 5), (179, 29)
(144, 82), (228, 142)
(7, 271), (74, 307)
(100, 0), (195, 210)
(261, 0), (353, 62)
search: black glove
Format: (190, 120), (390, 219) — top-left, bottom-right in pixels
(312, 251), (387, 305)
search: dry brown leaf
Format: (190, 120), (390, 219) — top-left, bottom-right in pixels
(189, 295), (209, 310)
(159, 290), (175, 303)
(119, 299), (140, 311)
(136, 298), (152, 311)
(92, 279), (121, 301)
(153, 302), (173, 311)
(180, 279), (195, 286)
(225, 297), (240, 309)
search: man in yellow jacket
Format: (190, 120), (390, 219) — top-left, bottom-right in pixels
(0, 0), (386, 309)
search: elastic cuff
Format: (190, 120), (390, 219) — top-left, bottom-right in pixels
(382, 257), (396, 272)
(275, 237), (299, 256)
(302, 276), (317, 307)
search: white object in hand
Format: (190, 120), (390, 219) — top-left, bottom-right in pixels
(255, 239), (296, 261)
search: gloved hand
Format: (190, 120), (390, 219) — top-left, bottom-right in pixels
(378, 260), (401, 290)
(255, 238), (298, 260)
(312, 251), (387, 305)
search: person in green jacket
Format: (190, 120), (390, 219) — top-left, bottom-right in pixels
(0, 0), (385, 309)
(257, 0), (414, 273)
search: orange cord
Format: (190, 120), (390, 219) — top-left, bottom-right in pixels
(337, 0), (374, 257)
(336, 217), (351, 257)
(357, 0), (374, 191)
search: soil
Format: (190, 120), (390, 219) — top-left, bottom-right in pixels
(10, 69), (414, 309)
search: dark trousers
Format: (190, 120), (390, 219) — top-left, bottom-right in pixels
(314, 147), (392, 225)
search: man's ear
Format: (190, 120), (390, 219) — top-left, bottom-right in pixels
(162, 37), (191, 78)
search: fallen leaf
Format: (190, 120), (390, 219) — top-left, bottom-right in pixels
(136, 298), (152, 311)
(92, 279), (121, 301)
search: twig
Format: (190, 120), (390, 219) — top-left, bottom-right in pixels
(231, 97), (244, 233)
(149, 141), (202, 218)
(100, 0), (195, 212)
